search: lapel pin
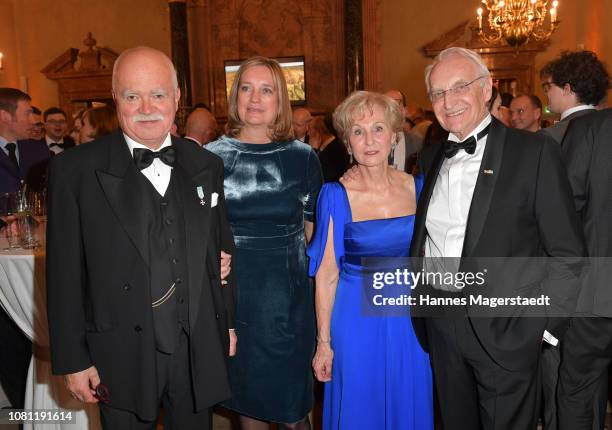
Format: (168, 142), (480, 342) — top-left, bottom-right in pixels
(483, 169), (494, 175)
(196, 186), (205, 206)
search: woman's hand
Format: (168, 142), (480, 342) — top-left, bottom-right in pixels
(312, 342), (334, 382)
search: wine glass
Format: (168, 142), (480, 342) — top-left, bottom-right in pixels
(0, 192), (20, 250)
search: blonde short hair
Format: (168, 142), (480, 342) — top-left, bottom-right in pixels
(333, 91), (404, 145)
(226, 56), (293, 141)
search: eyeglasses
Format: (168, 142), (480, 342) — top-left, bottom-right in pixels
(428, 76), (487, 102)
(46, 119), (66, 126)
(541, 81), (555, 93)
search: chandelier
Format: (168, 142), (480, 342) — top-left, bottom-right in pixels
(476, 0), (560, 48)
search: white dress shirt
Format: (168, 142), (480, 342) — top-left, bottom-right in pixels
(124, 133), (173, 196)
(390, 132), (406, 172)
(425, 115), (491, 259)
(46, 135), (66, 154)
(560, 104), (596, 121)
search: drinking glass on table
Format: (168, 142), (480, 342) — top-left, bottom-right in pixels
(15, 189), (38, 249)
(30, 190), (47, 225)
(0, 192), (21, 250)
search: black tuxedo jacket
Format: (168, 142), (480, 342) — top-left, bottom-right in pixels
(410, 117), (585, 371)
(562, 108), (612, 316)
(539, 108), (597, 144)
(46, 131), (235, 420)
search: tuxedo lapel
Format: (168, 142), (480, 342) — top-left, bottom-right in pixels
(96, 132), (150, 266)
(461, 119), (505, 257)
(173, 138), (213, 329)
(410, 144), (445, 257)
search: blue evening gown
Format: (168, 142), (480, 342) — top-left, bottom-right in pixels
(308, 176), (433, 430)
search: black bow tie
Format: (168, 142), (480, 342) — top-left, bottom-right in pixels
(444, 125), (490, 159)
(133, 146), (176, 170)
(49, 142), (65, 149)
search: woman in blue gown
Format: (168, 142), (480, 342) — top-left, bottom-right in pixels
(308, 91), (433, 430)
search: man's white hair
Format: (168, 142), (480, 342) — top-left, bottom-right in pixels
(111, 46), (179, 92)
(424, 47), (491, 92)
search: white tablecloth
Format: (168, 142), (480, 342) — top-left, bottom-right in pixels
(0, 237), (101, 429)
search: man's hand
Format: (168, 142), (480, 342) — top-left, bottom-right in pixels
(220, 251), (231, 285)
(340, 165), (361, 184)
(64, 365), (100, 403)
(228, 329), (237, 357)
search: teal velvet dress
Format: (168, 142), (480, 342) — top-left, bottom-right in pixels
(207, 135), (323, 422)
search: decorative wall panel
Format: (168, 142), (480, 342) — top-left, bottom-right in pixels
(188, 0), (345, 116)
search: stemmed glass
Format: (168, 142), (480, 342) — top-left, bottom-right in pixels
(0, 192), (20, 250)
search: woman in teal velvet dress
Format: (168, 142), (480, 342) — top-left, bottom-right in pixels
(207, 57), (322, 430)
(309, 91), (433, 429)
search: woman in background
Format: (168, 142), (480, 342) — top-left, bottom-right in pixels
(79, 105), (118, 144)
(207, 56), (322, 430)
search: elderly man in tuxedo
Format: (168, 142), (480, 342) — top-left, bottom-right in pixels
(47, 46), (236, 430)
(409, 47), (585, 430)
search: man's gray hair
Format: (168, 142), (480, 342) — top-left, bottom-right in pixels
(424, 47), (491, 92)
(111, 47), (179, 92)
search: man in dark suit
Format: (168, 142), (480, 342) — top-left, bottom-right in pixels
(409, 47), (585, 430)
(557, 109), (612, 430)
(47, 47), (236, 430)
(0, 89), (50, 199)
(42, 107), (76, 154)
(539, 50), (609, 144)
(538, 49), (610, 430)
(0, 87), (46, 409)
(184, 106), (218, 146)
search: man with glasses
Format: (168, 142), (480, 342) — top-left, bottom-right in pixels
(510, 94), (542, 132)
(409, 47), (584, 430)
(539, 50), (609, 144)
(42, 107), (75, 154)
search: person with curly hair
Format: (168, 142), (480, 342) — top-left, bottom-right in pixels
(539, 50), (610, 143)
(538, 49), (610, 430)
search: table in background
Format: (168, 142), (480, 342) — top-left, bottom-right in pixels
(0, 235), (100, 430)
